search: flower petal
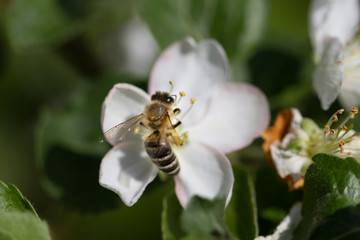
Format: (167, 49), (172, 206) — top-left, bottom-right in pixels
(338, 87), (360, 110)
(101, 83), (150, 140)
(313, 37), (344, 110)
(255, 203), (302, 240)
(310, 0), (360, 58)
(99, 141), (158, 206)
(149, 38), (229, 123)
(270, 143), (309, 182)
(187, 82), (270, 153)
(174, 141), (234, 208)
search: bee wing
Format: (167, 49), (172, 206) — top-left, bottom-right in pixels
(103, 114), (144, 144)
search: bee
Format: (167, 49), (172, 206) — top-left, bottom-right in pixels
(104, 91), (184, 175)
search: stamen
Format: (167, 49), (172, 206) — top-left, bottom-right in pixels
(177, 91), (186, 104)
(324, 125), (330, 134)
(169, 80), (174, 93)
(180, 98), (196, 120)
(330, 129), (336, 135)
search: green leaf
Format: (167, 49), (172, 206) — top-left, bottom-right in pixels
(294, 154), (360, 240)
(137, 0), (268, 55)
(137, 0), (189, 49)
(0, 211), (51, 240)
(34, 76), (126, 212)
(162, 193), (186, 240)
(309, 204), (360, 240)
(180, 197), (237, 240)
(226, 165), (258, 240)
(5, 0), (74, 52)
(0, 182), (37, 217)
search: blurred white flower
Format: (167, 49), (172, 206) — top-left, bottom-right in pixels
(100, 17), (159, 78)
(255, 203), (302, 240)
(310, 0), (360, 110)
(99, 38), (270, 207)
(262, 107), (360, 189)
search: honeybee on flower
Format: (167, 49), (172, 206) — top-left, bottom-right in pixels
(99, 38), (270, 207)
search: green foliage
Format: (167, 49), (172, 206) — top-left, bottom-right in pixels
(0, 211), (51, 240)
(0, 182), (37, 216)
(294, 154), (360, 240)
(226, 165), (258, 240)
(5, 0), (73, 52)
(309, 205), (360, 240)
(0, 182), (52, 240)
(162, 195), (237, 240)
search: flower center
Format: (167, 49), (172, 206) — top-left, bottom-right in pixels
(306, 108), (359, 157)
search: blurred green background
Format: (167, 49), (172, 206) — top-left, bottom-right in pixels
(0, 0), (343, 239)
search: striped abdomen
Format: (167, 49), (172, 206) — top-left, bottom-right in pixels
(144, 134), (180, 175)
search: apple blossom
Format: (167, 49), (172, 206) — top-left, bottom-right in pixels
(262, 107), (360, 189)
(310, 0), (360, 110)
(99, 38), (270, 207)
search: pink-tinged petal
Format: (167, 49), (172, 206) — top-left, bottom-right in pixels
(186, 82), (270, 153)
(149, 38), (229, 124)
(310, 0), (359, 58)
(101, 83), (150, 133)
(313, 37), (344, 110)
(174, 141), (234, 208)
(99, 140), (158, 206)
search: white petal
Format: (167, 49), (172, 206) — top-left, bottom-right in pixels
(338, 87), (360, 110)
(310, 0), (360, 58)
(149, 38), (229, 123)
(186, 83), (270, 153)
(174, 141), (234, 208)
(101, 83), (150, 133)
(313, 37), (344, 110)
(255, 203), (302, 240)
(99, 141), (158, 206)
(270, 143), (309, 182)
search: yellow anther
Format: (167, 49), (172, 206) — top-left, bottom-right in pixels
(169, 80), (173, 86)
(351, 107), (358, 114)
(333, 115), (338, 122)
(190, 98), (196, 105)
(180, 91), (186, 97)
(343, 125), (348, 131)
(330, 129), (336, 135)
(336, 61), (343, 65)
(337, 109), (345, 114)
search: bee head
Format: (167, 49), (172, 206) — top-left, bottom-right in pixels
(151, 92), (175, 104)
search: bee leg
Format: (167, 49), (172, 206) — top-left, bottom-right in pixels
(173, 121), (182, 129)
(173, 108), (181, 116)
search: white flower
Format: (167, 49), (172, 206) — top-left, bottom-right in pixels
(310, 0), (360, 110)
(263, 107), (360, 189)
(255, 203), (302, 240)
(99, 38), (270, 207)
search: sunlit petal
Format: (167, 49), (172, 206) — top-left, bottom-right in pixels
(310, 0), (359, 58)
(149, 38), (229, 124)
(99, 140), (158, 206)
(101, 83), (150, 133)
(174, 141), (234, 208)
(186, 82), (270, 153)
(313, 37), (344, 110)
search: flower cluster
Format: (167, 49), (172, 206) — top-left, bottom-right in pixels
(310, 0), (360, 110)
(262, 107), (360, 189)
(99, 38), (270, 207)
